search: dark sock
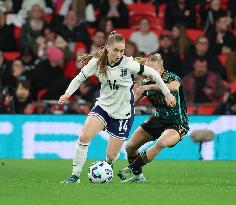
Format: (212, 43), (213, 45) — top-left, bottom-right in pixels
(128, 154), (142, 175)
(128, 151), (150, 175)
(106, 159), (114, 169)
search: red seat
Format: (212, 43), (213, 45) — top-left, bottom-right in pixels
(197, 105), (216, 115)
(186, 29), (204, 43)
(220, 0), (228, 10)
(37, 89), (48, 101)
(218, 54), (227, 65)
(233, 30), (236, 37)
(187, 105), (196, 114)
(137, 96), (150, 105)
(3, 52), (20, 60)
(128, 3), (156, 17)
(231, 80), (236, 93)
(87, 28), (96, 39)
(64, 60), (77, 78)
(130, 16), (161, 29)
(158, 4), (167, 18)
(151, 29), (170, 38)
(116, 28), (134, 40)
(14, 26), (21, 40)
(128, 3), (156, 28)
(43, 14), (52, 23)
(150, 17), (163, 30)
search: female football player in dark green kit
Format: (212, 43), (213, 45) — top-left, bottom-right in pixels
(118, 53), (189, 183)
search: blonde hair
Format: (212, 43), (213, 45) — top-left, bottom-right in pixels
(77, 31), (124, 77)
(134, 53), (164, 68)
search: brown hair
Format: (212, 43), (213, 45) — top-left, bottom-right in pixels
(171, 24), (190, 55)
(77, 31), (125, 77)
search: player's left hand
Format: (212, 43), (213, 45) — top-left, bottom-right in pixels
(165, 93), (176, 107)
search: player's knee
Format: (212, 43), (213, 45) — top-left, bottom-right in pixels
(106, 152), (118, 161)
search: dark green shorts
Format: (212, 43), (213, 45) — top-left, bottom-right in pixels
(140, 116), (188, 145)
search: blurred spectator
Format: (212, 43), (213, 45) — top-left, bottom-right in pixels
(20, 4), (48, 54)
(0, 79), (34, 114)
(36, 26), (69, 59)
(89, 30), (106, 54)
(65, 99), (90, 114)
(200, 0), (228, 32)
(183, 58), (228, 103)
(0, 11), (16, 51)
(156, 34), (183, 77)
(125, 40), (141, 57)
(182, 36), (226, 79)
(224, 52), (236, 82)
(229, 0), (236, 21)
(0, 0), (12, 13)
(13, 79), (32, 113)
(6, 0), (52, 27)
(31, 46), (64, 99)
(20, 47), (37, 71)
(0, 86), (15, 113)
(206, 16), (236, 55)
(0, 50), (9, 87)
(56, 0), (96, 26)
(130, 18), (159, 55)
(213, 92), (236, 115)
(164, 0), (196, 30)
(171, 23), (191, 55)
(56, 10), (91, 52)
(98, 0), (129, 28)
(98, 17), (114, 37)
(72, 0), (96, 25)
(3, 59), (29, 89)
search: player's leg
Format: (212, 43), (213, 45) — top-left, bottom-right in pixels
(118, 117), (164, 182)
(106, 136), (124, 167)
(61, 115), (105, 183)
(145, 129), (181, 160)
(125, 126), (153, 174)
(128, 129), (181, 174)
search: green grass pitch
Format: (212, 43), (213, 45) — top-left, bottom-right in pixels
(0, 160), (235, 205)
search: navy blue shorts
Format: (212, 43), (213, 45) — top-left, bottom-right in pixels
(89, 105), (134, 141)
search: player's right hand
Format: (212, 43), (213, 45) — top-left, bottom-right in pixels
(58, 94), (69, 104)
(165, 93), (176, 107)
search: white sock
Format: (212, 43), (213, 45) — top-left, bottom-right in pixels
(72, 141), (89, 177)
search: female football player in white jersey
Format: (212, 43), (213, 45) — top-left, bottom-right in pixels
(58, 31), (176, 183)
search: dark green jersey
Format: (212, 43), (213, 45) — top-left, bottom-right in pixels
(142, 70), (189, 133)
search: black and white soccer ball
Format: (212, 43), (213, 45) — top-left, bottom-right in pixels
(88, 161), (113, 183)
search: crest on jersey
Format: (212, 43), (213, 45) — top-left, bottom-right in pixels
(120, 68), (128, 77)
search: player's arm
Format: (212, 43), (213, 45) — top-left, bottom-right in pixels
(58, 58), (96, 104)
(128, 58), (176, 107)
(128, 58), (170, 95)
(142, 81), (180, 92)
(134, 90), (144, 105)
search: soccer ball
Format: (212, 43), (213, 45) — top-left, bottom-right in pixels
(88, 161), (113, 183)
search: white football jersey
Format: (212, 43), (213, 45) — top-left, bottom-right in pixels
(66, 56), (170, 119)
